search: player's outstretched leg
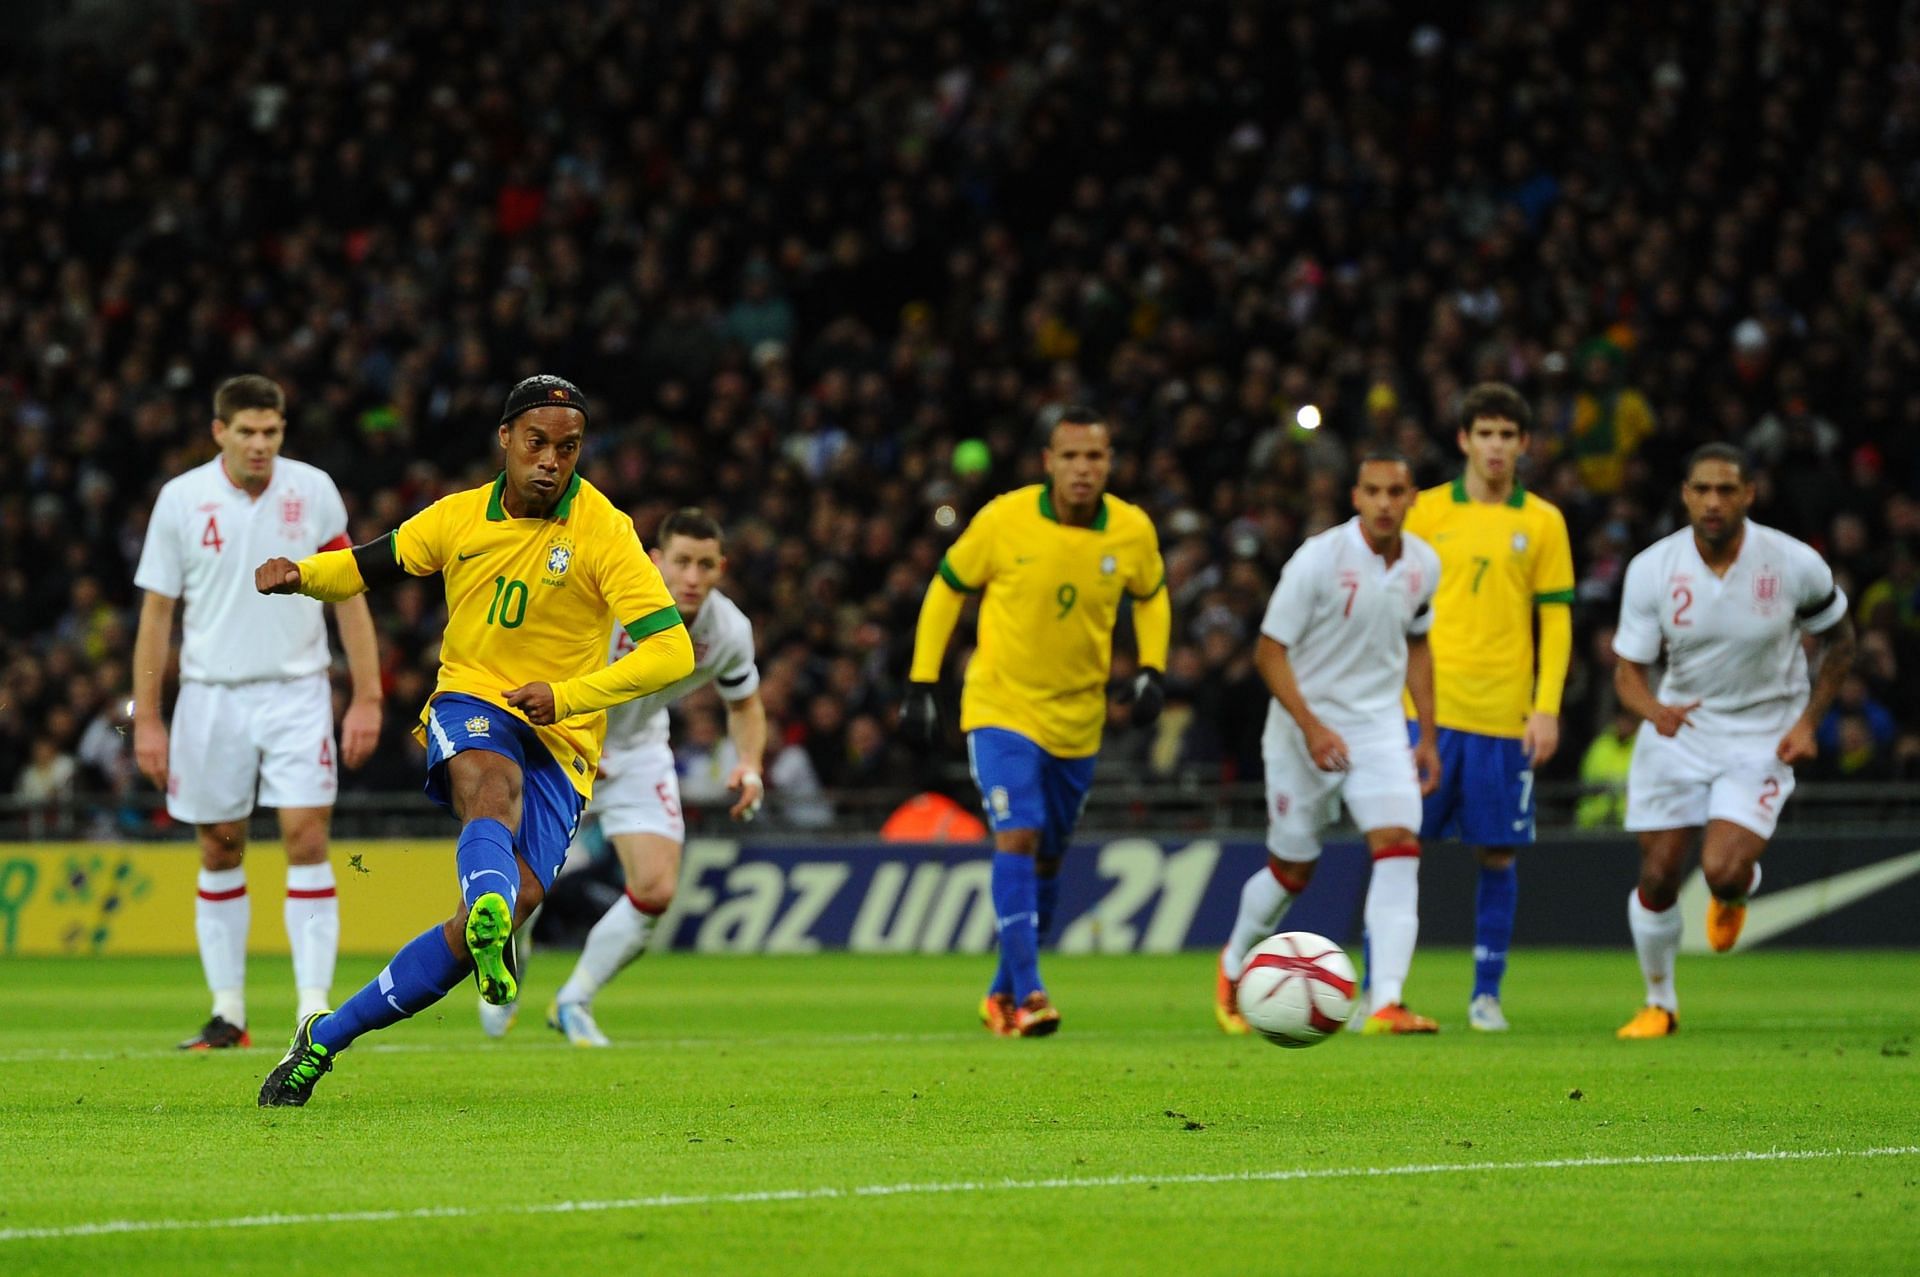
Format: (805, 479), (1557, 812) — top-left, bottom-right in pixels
(255, 923), (473, 1105)
(1359, 837), (1438, 1034)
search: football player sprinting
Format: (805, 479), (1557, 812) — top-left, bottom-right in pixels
(1366, 383), (1574, 1032)
(901, 407), (1170, 1037)
(512, 509), (766, 1047)
(1217, 451), (1445, 1036)
(252, 376), (693, 1105)
(1612, 444), (1852, 1038)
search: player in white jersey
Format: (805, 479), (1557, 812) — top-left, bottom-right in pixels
(1611, 445), (1853, 1038)
(496, 508), (766, 1046)
(1216, 452), (1446, 1036)
(131, 375), (383, 1049)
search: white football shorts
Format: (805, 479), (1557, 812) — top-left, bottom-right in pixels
(1262, 716), (1423, 859)
(166, 672), (337, 824)
(589, 738), (684, 841)
(1625, 722), (1795, 840)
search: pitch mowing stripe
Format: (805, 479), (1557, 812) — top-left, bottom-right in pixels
(2, 1146), (1915, 1243)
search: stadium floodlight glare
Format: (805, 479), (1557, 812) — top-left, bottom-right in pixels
(1296, 404), (1322, 430)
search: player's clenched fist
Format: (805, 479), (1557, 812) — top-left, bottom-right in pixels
(505, 681), (558, 725)
(255, 557), (303, 594)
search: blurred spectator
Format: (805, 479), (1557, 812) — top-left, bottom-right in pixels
(1576, 710), (1638, 829)
(1, 0), (1916, 815)
(1817, 676), (1897, 779)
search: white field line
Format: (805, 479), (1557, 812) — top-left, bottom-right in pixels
(2, 1146), (1914, 1244)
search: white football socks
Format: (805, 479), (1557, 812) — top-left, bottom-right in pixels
(1222, 863), (1297, 981)
(1628, 887), (1683, 1011)
(556, 893), (656, 1007)
(1365, 855), (1420, 1007)
(196, 866), (249, 1027)
(285, 862), (339, 1019)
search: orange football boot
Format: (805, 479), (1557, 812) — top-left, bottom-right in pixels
(1215, 954), (1249, 1035)
(1706, 864), (1761, 953)
(1616, 1005), (1678, 1038)
(979, 993), (1017, 1037)
(1013, 991), (1061, 1038)
(1359, 1002), (1439, 1035)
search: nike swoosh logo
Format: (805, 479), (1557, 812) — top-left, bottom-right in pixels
(1677, 850), (1920, 953)
(464, 869), (512, 890)
(457, 550), (489, 561)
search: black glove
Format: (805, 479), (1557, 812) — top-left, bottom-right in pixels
(899, 683), (939, 747)
(1129, 668), (1165, 729)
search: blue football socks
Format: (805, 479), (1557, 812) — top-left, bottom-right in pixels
(1035, 873), (1061, 940)
(991, 851), (1042, 1003)
(313, 925), (466, 1053)
(455, 817), (519, 914)
(1473, 862), (1519, 999)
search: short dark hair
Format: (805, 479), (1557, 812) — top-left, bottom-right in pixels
(1056, 404), (1108, 430)
(1459, 382), (1532, 434)
(213, 374), (285, 422)
(1356, 446), (1414, 474)
(1684, 442), (1752, 483)
(658, 507), (724, 549)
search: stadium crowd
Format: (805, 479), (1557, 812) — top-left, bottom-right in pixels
(5, 0), (1920, 834)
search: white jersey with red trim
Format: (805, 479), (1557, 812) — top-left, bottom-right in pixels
(1259, 517), (1440, 740)
(601, 587), (760, 754)
(1612, 521), (1847, 738)
(134, 456), (351, 684)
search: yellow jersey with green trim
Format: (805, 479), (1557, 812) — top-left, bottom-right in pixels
(940, 484), (1165, 758)
(1402, 478), (1575, 738)
(390, 472), (680, 797)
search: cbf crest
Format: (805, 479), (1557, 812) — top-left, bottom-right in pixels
(464, 715), (492, 737)
(541, 538), (574, 587)
(1100, 554), (1118, 576)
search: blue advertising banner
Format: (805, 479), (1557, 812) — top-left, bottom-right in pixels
(649, 838), (1363, 954)
(634, 832), (1920, 954)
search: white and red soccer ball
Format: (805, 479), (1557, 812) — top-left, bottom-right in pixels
(1235, 932), (1359, 1048)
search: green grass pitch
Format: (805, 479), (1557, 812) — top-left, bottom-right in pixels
(3, 949), (1915, 1275)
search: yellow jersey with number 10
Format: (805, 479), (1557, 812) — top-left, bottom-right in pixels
(1403, 478), (1574, 738)
(390, 471), (681, 797)
(938, 484), (1165, 758)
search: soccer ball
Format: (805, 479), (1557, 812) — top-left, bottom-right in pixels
(1235, 932), (1358, 1048)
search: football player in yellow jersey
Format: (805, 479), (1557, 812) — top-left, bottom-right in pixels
(901, 408), (1170, 1038)
(1367, 383), (1574, 1032)
(253, 375), (694, 1106)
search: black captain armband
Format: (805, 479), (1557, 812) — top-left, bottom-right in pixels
(352, 531), (406, 589)
(1796, 589), (1838, 620)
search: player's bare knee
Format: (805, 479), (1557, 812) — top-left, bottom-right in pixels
(1269, 855), (1316, 892)
(197, 823), (246, 871)
(1636, 868), (1683, 910)
(1476, 847), (1515, 870)
(281, 821), (330, 866)
(1366, 828), (1419, 857)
